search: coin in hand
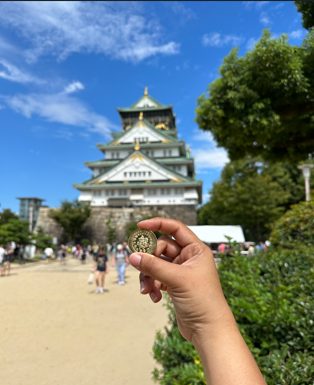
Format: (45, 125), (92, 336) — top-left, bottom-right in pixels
(128, 229), (157, 254)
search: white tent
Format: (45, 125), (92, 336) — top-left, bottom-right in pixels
(188, 225), (245, 244)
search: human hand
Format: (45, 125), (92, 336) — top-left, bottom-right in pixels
(128, 217), (234, 343)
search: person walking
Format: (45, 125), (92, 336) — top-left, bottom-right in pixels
(4, 243), (14, 276)
(0, 244), (5, 276)
(114, 243), (128, 285)
(94, 246), (108, 293)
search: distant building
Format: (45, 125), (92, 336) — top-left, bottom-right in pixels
(75, 88), (202, 208)
(188, 226), (245, 245)
(17, 197), (44, 232)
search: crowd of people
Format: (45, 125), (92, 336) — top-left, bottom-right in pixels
(216, 240), (271, 256)
(42, 241), (131, 293)
(1, 237), (271, 281)
(0, 239), (131, 290)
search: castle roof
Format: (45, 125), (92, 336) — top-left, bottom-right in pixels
(117, 87), (172, 112)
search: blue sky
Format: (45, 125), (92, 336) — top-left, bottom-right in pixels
(0, 1), (306, 213)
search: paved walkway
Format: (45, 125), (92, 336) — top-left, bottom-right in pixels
(0, 258), (168, 385)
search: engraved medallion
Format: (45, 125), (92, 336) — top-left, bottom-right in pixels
(128, 229), (157, 254)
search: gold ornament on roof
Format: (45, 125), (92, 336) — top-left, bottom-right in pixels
(156, 122), (168, 130)
(144, 86), (148, 96)
(134, 139), (141, 151)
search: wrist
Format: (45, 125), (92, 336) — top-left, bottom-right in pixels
(191, 309), (237, 351)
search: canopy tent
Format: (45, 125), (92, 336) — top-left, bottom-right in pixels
(188, 225), (245, 244)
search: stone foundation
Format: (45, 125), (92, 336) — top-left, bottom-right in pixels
(36, 205), (197, 244)
(35, 207), (63, 240)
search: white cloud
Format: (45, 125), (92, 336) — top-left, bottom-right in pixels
(202, 33), (243, 48)
(64, 81), (85, 94)
(191, 129), (229, 170)
(202, 193), (210, 204)
(0, 35), (18, 55)
(4, 92), (117, 137)
(259, 12), (271, 26)
(0, 58), (43, 84)
(0, 2), (179, 63)
(242, 1), (270, 9)
(242, 1), (272, 26)
(289, 29), (306, 40)
(193, 148), (229, 170)
(166, 2), (196, 21)
(192, 130), (216, 143)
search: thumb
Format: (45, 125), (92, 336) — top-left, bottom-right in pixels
(129, 252), (179, 286)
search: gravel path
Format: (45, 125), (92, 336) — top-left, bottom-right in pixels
(0, 258), (168, 385)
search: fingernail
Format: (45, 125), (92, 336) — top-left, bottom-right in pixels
(150, 292), (158, 302)
(130, 253), (142, 268)
(140, 281), (145, 293)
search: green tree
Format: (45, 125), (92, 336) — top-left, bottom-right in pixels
(106, 216), (117, 244)
(34, 228), (53, 250)
(295, 0), (314, 29)
(270, 200), (314, 248)
(0, 208), (18, 225)
(0, 219), (31, 245)
(196, 30), (314, 162)
(198, 158), (303, 241)
(49, 200), (91, 243)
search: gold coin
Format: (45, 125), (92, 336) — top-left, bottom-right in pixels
(128, 229), (157, 254)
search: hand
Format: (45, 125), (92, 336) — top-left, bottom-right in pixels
(129, 217), (233, 343)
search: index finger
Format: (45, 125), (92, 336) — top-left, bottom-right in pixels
(137, 217), (200, 248)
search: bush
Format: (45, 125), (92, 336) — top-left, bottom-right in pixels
(153, 246), (314, 385)
(153, 300), (205, 385)
(270, 201), (314, 248)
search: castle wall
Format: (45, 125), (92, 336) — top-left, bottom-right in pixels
(36, 205), (197, 244)
(35, 207), (63, 240)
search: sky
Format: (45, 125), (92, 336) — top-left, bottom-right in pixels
(0, 1), (306, 213)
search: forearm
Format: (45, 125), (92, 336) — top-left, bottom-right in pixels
(192, 315), (266, 385)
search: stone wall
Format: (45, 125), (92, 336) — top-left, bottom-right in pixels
(35, 207), (63, 240)
(36, 205), (197, 244)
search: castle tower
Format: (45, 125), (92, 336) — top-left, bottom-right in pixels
(74, 88), (202, 210)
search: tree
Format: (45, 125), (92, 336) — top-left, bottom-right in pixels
(34, 228), (53, 250)
(198, 158), (304, 241)
(0, 209), (18, 225)
(270, 200), (314, 248)
(196, 30), (314, 163)
(0, 219), (31, 245)
(49, 200), (91, 243)
(106, 216), (117, 244)
(295, 0), (314, 29)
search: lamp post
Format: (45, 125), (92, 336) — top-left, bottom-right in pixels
(298, 156), (314, 202)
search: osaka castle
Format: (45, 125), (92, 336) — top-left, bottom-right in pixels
(75, 88), (202, 209)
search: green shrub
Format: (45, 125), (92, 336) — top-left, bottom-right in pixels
(270, 201), (314, 248)
(153, 246), (314, 385)
(153, 301), (205, 385)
